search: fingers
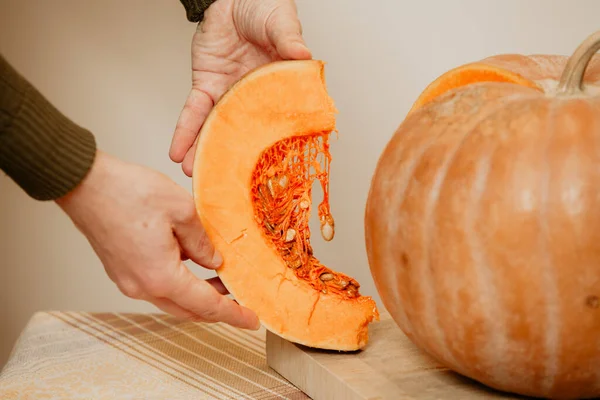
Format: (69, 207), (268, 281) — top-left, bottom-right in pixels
(169, 88), (213, 164)
(266, 4), (312, 60)
(140, 276), (233, 323)
(149, 276), (230, 321)
(181, 135), (199, 177)
(173, 204), (223, 269)
(206, 276), (229, 295)
(168, 263), (260, 330)
(149, 297), (199, 321)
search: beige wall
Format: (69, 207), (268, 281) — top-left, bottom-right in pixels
(1, 0), (599, 366)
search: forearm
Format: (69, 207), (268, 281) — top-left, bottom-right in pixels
(179, 0), (217, 22)
(0, 54), (97, 201)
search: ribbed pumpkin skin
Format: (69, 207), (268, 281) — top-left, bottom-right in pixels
(365, 52), (600, 399)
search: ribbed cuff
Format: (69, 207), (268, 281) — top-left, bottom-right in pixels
(179, 0), (218, 22)
(0, 55), (97, 201)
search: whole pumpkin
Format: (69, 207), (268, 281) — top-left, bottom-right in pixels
(365, 30), (600, 399)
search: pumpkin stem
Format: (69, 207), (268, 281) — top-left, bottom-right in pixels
(558, 30), (600, 95)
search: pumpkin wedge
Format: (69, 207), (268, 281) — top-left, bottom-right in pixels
(192, 60), (379, 351)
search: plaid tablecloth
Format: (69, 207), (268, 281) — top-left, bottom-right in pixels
(0, 311), (308, 399)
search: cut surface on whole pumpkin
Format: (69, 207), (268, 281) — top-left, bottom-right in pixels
(192, 60), (379, 351)
(408, 53), (600, 116)
(408, 61), (542, 115)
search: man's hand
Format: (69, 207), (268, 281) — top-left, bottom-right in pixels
(169, 0), (311, 176)
(56, 150), (259, 330)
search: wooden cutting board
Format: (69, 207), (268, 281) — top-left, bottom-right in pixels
(266, 311), (525, 400)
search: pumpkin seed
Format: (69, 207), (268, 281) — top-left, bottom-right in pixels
(320, 272), (334, 282)
(264, 221), (275, 233)
(267, 179), (275, 196)
(285, 228), (296, 242)
(320, 221), (334, 241)
(279, 175), (288, 188)
(288, 257), (302, 269)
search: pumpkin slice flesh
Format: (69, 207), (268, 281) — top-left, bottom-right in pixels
(192, 60), (379, 351)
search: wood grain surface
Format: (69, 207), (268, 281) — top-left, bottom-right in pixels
(266, 311), (527, 400)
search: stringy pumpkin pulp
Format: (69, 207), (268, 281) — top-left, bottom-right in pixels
(251, 133), (361, 299)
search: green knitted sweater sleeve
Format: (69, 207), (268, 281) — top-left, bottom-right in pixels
(0, 2), (213, 200)
(179, 0), (218, 22)
(0, 55), (97, 201)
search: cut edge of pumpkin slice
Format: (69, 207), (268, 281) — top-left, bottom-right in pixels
(407, 62), (542, 116)
(191, 60), (379, 352)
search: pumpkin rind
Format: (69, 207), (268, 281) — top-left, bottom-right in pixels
(366, 32), (600, 398)
(193, 60), (378, 351)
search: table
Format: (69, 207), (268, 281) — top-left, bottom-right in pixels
(0, 311), (309, 399)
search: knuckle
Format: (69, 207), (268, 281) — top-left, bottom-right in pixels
(196, 296), (225, 322)
(172, 196), (197, 225)
(117, 279), (144, 300)
(180, 201), (199, 223)
(139, 272), (170, 298)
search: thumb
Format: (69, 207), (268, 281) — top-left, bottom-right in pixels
(173, 208), (223, 269)
(265, 5), (312, 60)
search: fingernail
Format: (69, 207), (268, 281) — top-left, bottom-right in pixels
(211, 251), (223, 267)
(283, 41), (311, 60)
(294, 42), (311, 56)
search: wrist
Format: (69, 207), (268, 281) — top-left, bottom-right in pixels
(55, 149), (111, 214)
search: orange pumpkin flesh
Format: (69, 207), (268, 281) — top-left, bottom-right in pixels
(192, 60), (379, 351)
(409, 53), (600, 115)
(366, 31), (600, 398)
(407, 62), (542, 113)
